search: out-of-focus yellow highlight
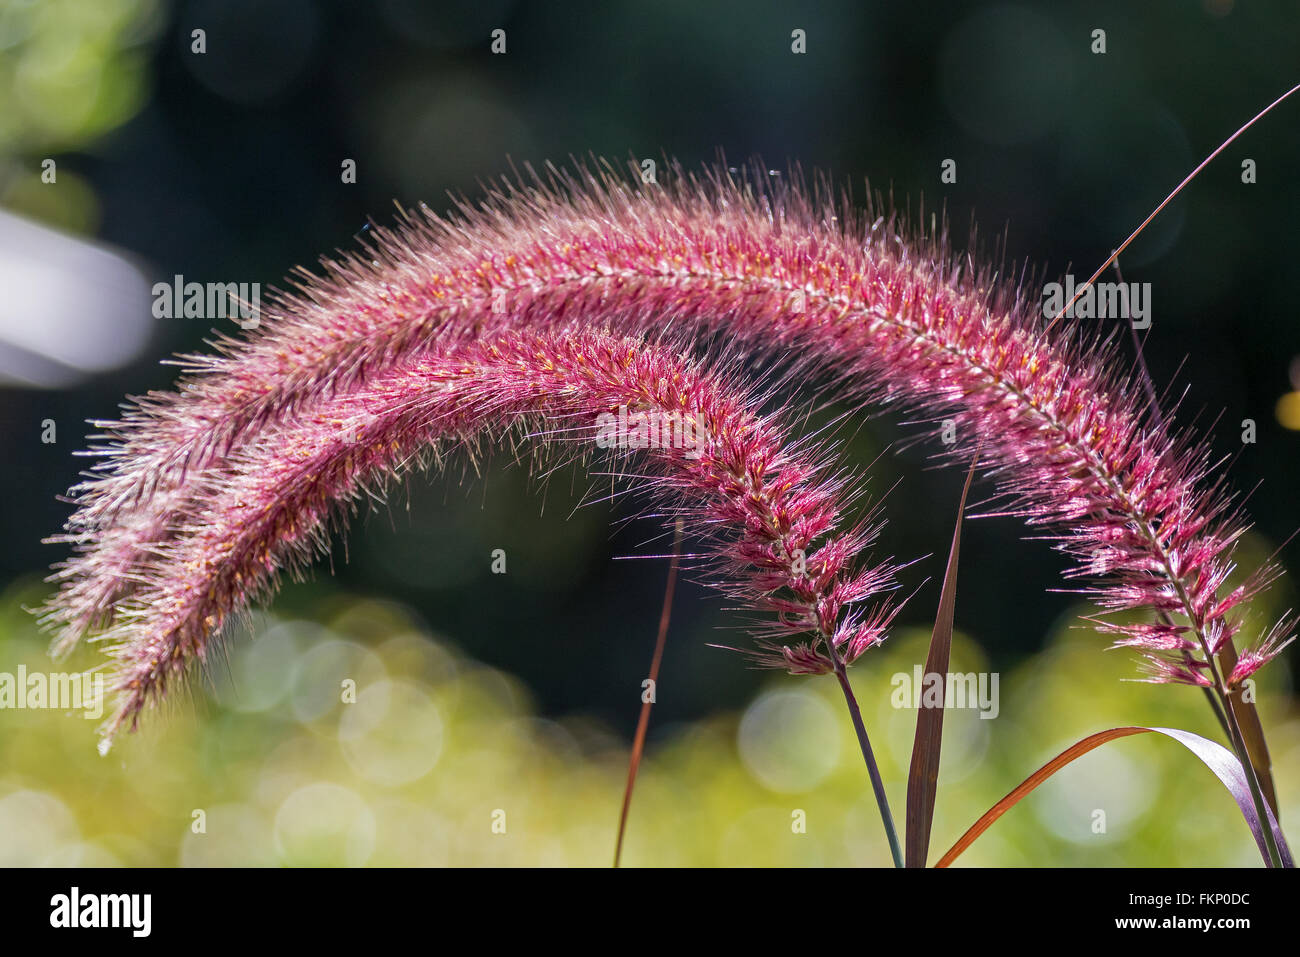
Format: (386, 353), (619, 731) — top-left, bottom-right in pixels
(1275, 392), (1300, 431)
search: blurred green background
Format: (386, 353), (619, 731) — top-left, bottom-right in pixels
(0, 0), (1298, 865)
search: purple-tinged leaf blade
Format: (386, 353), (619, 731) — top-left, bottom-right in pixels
(1147, 726), (1291, 867)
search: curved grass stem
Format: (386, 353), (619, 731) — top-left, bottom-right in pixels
(614, 519), (683, 867)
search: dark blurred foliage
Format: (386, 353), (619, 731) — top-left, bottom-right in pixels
(3, 0), (1299, 735)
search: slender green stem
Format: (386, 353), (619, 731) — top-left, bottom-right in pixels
(832, 664), (904, 868)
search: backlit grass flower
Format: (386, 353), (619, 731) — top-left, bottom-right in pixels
(49, 161), (1289, 700)
(65, 329), (900, 744)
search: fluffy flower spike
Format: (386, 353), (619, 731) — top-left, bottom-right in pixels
(42, 159), (1292, 739)
(62, 330), (901, 742)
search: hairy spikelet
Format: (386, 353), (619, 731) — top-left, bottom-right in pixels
(44, 159), (1291, 740)
(79, 329), (899, 742)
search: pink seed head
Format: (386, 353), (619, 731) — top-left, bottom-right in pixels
(42, 160), (1292, 740)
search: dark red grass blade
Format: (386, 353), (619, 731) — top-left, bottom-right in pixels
(935, 727), (1294, 868)
(613, 518), (683, 867)
(904, 456), (977, 867)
